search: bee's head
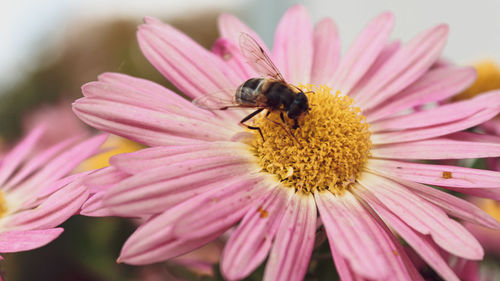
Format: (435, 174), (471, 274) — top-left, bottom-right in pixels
(287, 92), (310, 119)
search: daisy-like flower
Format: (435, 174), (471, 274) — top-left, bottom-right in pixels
(74, 5), (500, 281)
(0, 127), (106, 257)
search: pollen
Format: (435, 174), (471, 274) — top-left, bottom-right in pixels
(257, 206), (269, 218)
(442, 171), (453, 179)
(251, 84), (372, 195)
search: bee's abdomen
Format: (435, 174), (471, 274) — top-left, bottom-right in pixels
(236, 78), (265, 105)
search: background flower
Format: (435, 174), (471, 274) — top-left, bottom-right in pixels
(0, 128), (106, 258)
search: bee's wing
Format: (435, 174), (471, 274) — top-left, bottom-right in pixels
(239, 33), (286, 82)
(192, 93), (241, 110)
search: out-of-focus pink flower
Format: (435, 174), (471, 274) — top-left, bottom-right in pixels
(465, 198), (500, 255)
(0, 127), (106, 258)
(74, 5), (500, 281)
(22, 100), (89, 150)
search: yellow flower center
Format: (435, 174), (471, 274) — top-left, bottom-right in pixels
(480, 199), (500, 222)
(454, 60), (500, 101)
(0, 191), (8, 218)
(252, 84), (372, 195)
(77, 135), (144, 171)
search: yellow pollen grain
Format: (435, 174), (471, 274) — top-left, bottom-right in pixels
(251, 84), (372, 195)
(0, 191), (8, 218)
(442, 171), (452, 179)
(257, 206), (269, 218)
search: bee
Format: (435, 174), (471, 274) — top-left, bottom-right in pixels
(193, 33), (310, 140)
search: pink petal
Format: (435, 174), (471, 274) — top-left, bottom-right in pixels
(221, 187), (293, 280)
(349, 41), (401, 99)
(217, 13), (270, 55)
(171, 175), (275, 239)
(211, 38), (256, 80)
(315, 190), (390, 279)
(310, 18), (341, 84)
(104, 161), (258, 216)
(448, 131), (500, 143)
(371, 90), (500, 133)
(355, 24), (449, 110)
(271, 5), (313, 83)
(367, 159), (500, 188)
(263, 193), (316, 281)
(481, 116), (500, 136)
(110, 141), (254, 174)
(329, 12), (394, 94)
(84, 166), (131, 194)
(118, 175), (272, 265)
(0, 228), (63, 252)
(366, 66), (477, 122)
(0, 127), (43, 187)
(120, 224), (223, 265)
(371, 137), (500, 159)
(328, 218), (421, 281)
(80, 191), (116, 217)
(9, 134), (107, 197)
(74, 98), (239, 146)
(363, 200), (425, 281)
(358, 172), (483, 259)
(82, 78), (215, 122)
(357, 188), (460, 281)
(5, 136), (79, 188)
(371, 106), (500, 144)
(443, 187), (500, 201)
(400, 179), (500, 229)
(4, 181), (89, 231)
(36, 171), (90, 200)
(328, 243), (357, 281)
(97, 72), (204, 113)
(137, 19), (241, 101)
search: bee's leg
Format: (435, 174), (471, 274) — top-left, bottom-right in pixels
(264, 114), (301, 147)
(280, 112), (286, 124)
(293, 118), (299, 129)
(241, 108), (265, 140)
(279, 112), (297, 137)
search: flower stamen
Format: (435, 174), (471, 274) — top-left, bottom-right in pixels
(252, 84), (372, 195)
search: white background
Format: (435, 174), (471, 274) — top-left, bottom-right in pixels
(1, 0), (499, 91)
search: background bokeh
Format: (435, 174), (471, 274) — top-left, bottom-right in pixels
(1, 0), (500, 280)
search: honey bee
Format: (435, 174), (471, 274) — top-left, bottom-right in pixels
(193, 33), (310, 140)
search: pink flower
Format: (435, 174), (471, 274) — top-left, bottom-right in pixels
(481, 117), (500, 171)
(22, 100), (89, 151)
(0, 127), (106, 257)
(74, 5), (500, 281)
(465, 197), (500, 256)
(406, 243), (492, 281)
